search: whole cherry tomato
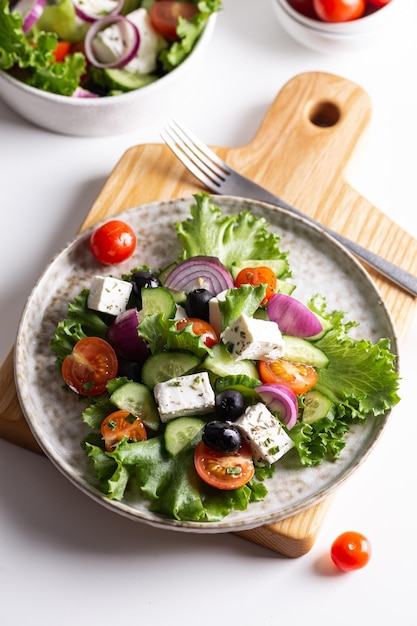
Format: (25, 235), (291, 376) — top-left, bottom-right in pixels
(313, 0), (366, 22)
(90, 220), (136, 265)
(330, 531), (372, 571)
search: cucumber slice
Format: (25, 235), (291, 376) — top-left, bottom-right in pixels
(110, 381), (160, 431)
(203, 343), (259, 379)
(141, 351), (201, 388)
(282, 335), (329, 368)
(140, 286), (176, 319)
(103, 68), (158, 91)
(164, 417), (205, 456)
(302, 390), (334, 424)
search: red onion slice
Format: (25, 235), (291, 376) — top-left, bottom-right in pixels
(267, 293), (323, 338)
(255, 383), (299, 429)
(72, 87), (100, 98)
(71, 0), (124, 24)
(107, 308), (149, 362)
(13, 0), (46, 32)
(84, 14), (140, 69)
(164, 256), (235, 295)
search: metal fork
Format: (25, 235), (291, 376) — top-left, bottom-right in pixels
(161, 119), (417, 297)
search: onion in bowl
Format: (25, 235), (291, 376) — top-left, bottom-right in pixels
(267, 293), (323, 338)
(84, 14), (141, 69)
(107, 308), (149, 362)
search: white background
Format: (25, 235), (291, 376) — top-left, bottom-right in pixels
(1, 1), (416, 624)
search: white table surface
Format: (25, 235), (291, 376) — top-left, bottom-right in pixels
(1, 1), (416, 624)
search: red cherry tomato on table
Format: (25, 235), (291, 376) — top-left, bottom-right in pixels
(235, 266), (277, 305)
(287, 0), (317, 18)
(61, 337), (118, 396)
(150, 1), (199, 39)
(194, 441), (255, 490)
(258, 358), (318, 395)
(331, 531), (372, 572)
(101, 410), (147, 451)
(176, 318), (219, 348)
(313, 0), (365, 22)
(90, 220), (136, 265)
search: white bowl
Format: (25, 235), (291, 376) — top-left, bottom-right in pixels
(0, 14), (216, 137)
(272, 0), (401, 53)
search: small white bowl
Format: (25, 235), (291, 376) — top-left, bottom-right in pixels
(272, 0), (401, 53)
(0, 14), (216, 137)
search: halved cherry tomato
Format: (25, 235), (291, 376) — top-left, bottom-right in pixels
(313, 0), (365, 22)
(150, 1), (199, 39)
(61, 337), (118, 396)
(52, 41), (71, 62)
(176, 318), (219, 348)
(330, 531), (372, 572)
(90, 220), (136, 265)
(258, 358), (318, 395)
(235, 266), (277, 305)
(101, 410), (147, 451)
(194, 441), (255, 490)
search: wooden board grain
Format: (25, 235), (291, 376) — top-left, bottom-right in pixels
(1, 72), (416, 557)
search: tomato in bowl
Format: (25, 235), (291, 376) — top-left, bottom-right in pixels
(272, 0), (401, 52)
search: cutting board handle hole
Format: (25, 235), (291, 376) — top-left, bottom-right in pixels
(308, 101), (340, 128)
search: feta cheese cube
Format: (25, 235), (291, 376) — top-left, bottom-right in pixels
(208, 289), (227, 336)
(236, 403), (294, 465)
(220, 313), (285, 361)
(153, 372), (215, 423)
(87, 275), (132, 316)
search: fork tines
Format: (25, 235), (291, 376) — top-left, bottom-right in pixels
(161, 120), (229, 192)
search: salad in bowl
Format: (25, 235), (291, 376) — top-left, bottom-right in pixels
(0, 0), (221, 97)
(24, 193), (400, 529)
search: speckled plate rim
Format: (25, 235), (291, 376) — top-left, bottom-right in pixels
(14, 195), (399, 534)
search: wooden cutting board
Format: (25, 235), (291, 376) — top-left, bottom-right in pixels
(1, 72), (416, 557)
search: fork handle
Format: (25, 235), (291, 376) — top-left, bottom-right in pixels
(236, 182), (417, 297)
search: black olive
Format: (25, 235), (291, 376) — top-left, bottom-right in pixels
(185, 288), (214, 322)
(118, 360), (142, 382)
(130, 270), (161, 303)
(202, 421), (242, 453)
(215, 389), (246, 421)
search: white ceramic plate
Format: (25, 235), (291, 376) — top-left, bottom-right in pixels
(14, 196), (398, 533)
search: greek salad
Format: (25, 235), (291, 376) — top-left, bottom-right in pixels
(50, 193), (400, 523)
(0, 0), (221, 97)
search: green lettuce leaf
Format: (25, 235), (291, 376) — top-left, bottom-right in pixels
(50, 289), (110, 367)
(175, 193), (290, 271)
(314, 331), (400, 418)
(83, 435), (268, 522)
(158, 0), (223, 72)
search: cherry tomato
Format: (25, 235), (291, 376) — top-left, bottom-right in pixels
(150, 1), (199, 39)
(194, 441), (255, 490)
(258, 358), (318, 395)
(235, 266), (277, 305)
(367, 0), (391, 5)
(90, 220), (136, 265)
(176, 318), (219, 348)
(287, 0), (317, 18)
(331, 531), (372, 572)
(101, 410), (147, 451)
(313, 0), (365, 22)
(52, 41), (71, 63)
(61, 337), (118, 396)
